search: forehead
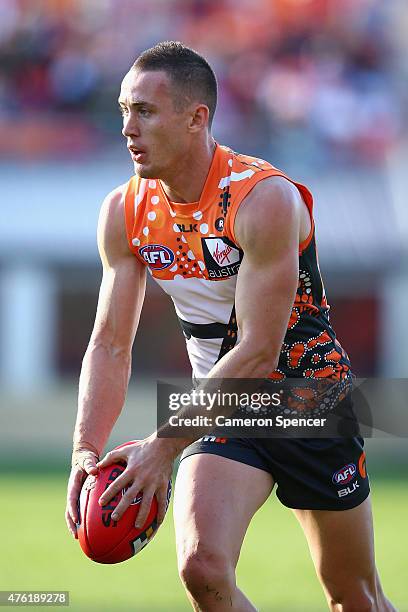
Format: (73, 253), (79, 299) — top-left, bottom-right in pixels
(119, 69), (174, 106)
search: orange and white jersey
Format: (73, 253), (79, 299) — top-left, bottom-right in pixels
(124, 143), (351, 381)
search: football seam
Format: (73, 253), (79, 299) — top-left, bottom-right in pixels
(83, 486), (95, 558)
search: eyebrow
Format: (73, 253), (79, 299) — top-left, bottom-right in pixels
(118, 100), (154, 109)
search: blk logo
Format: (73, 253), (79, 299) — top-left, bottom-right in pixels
(177, 223), (198, 233)
(337, 482), (360, 498)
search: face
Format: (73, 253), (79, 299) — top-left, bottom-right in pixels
(118, 69), (193, 179)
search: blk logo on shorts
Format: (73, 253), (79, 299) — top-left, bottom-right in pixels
(337, 482), (360, 498)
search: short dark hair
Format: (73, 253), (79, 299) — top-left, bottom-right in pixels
(133, 41), (217, 127)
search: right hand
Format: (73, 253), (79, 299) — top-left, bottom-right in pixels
(65, 447), (99, 539)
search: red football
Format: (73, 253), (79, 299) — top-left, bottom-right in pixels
(77, 442), (171, 564)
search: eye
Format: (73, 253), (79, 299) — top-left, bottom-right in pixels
(138, 108), (151, 118)
(119, 105), (129, 117)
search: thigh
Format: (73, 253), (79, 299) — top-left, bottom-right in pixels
(293, 496), (376, 597)
(174, 452), (274, 568)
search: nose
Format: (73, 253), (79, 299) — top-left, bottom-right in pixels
(122, 112), (140, 138)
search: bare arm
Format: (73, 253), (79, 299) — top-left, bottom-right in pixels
(65, 184), (146, 536)
(73, 185), (146, 456)
(215, 175), (304, 377)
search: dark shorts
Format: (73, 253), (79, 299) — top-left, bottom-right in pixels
(180, 436), (370, 511)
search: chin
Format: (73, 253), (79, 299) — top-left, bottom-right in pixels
(134, 162), (157, 179)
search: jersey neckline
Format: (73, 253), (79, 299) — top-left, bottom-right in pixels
(157, 143), (230, 219)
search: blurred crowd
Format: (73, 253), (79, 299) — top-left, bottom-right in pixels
(0, 0), (405, 165)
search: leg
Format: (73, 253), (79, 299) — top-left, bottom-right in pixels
(174, 453), (274, 611)
(293, 496), (396, 612)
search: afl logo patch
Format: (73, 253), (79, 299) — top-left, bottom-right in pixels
(332, 463), (356, 486)
(139, 244), (175, 270)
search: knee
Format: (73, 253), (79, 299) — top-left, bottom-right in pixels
(329, 587), (376, 612)
(179, 546), (235, 598)
(320, 568), (378, 612)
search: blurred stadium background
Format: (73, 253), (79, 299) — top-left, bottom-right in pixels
(0, 0), (407, 610)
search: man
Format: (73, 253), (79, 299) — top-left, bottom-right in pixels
(66, 42), (395, 611)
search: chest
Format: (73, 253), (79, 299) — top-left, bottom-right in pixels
(132, 201), (243, 283)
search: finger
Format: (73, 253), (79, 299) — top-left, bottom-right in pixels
(98, 471), (132, 506)
(65, 508), (78, 539)
(74, 451), (99, 474)
(134, 488), (155, 529)
(67, 491), (79, 525)
(110, 484), (142, 523)
(67, 470), (86, 524)
(96, 449), (124, 469)
(83, 455), (99, 476)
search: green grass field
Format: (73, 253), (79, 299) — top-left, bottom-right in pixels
(1, 471), (406, 611)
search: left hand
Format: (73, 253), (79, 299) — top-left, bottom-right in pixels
(96, 436), (175, 529)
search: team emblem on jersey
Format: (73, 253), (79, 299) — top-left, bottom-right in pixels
(215, 217), (224, 232)
(139, 244), (175, 270)
(201, 237), (242, 279)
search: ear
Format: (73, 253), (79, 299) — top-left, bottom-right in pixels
(188, 104), (210, 133)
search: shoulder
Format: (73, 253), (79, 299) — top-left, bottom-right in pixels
(99, 182), (128, 227)
(98, 182), (132, 263)
(234, 175), (303, 254)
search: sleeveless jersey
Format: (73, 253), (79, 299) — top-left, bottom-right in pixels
(124, 143), (351, 381)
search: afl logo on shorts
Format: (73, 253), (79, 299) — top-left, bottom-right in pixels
(332, 463), (356, 485)
(139, 244), (175, 270)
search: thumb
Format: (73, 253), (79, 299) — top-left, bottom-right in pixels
(83, 454), (99, 475)
(73, 449), (99, 474)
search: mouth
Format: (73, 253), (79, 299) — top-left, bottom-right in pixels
(128, 146), (146, 163)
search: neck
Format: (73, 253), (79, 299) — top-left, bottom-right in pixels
(160, 135), (216, 203)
